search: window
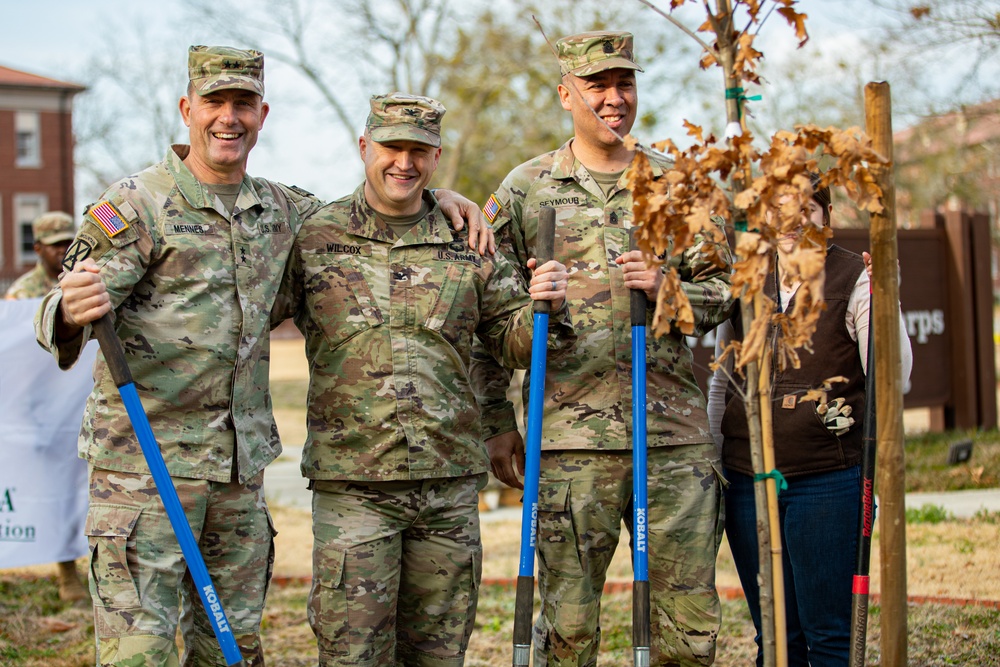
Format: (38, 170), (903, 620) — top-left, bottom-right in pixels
(15, 111), (41, 168)
(15, 193), (48, 264)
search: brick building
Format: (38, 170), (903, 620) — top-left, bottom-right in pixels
(0, 64), (84, 289)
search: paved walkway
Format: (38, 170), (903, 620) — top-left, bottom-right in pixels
(265, 446), (1000, 520)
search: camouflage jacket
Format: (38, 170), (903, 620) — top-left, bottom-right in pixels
(471, 139), (733, 450)
(272, 185), (574, 482)
(6, 263), (55, 299)
(35, 145), (320, 483)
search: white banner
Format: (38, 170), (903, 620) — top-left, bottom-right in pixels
(0, 298), (95, 568)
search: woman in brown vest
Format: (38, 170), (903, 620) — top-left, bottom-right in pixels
(707, 176), (912, 666)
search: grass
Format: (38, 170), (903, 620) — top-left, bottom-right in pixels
(906, 503), (955, 524)
(904, 428), (1000, 492)
(3, 573), (998, 666)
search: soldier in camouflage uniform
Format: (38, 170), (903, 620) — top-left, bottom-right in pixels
(34, 46), (320, 667)
(271, 93), (574, 666)
(471, 33), (734, 666)
(5, 211), (76, 300)
(5, 211), (90, 603)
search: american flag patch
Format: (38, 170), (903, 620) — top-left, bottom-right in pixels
(482, 194), (501, 223)
(88, 201), (129, 238)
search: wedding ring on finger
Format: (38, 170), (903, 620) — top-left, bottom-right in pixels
(551, 280), (557, 291)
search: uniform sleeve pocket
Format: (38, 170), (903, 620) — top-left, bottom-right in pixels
(85, 503), (142, 608)
(423, 263), (467, 332)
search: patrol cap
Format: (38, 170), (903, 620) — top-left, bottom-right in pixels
(556, 31), (643, 77)
(188, 45), (265, 96)
(32, 211), (75, 245)
(366, 93), (446, 148)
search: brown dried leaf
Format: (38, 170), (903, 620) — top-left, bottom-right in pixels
(777, 6), (810, 47)
(651, 267), (695, 336)
(801, 388), (827, 403)
(735, 304), (771, 370)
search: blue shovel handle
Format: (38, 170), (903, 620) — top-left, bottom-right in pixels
(629, 227), (650, 667)
(93, 314), (245, 666)
(512, 206), (556, 667)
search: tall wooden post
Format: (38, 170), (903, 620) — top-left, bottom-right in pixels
(864, 81), (907, 667)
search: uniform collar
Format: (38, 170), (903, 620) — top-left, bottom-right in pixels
(166, 145), (263, 218)
(549, 138), (668, 183)
(348, 184), (454, 246)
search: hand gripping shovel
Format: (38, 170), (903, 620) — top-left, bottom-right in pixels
(628, 228), (651, 667)
(93, 314), (246, 666)
(511, 206), (556, 667)
(849, 289), (876, 667)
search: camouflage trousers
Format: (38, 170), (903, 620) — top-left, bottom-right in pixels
(309, 474), (487, 666)
(532, 444), (724, 667)
(85, 468), (275, 667)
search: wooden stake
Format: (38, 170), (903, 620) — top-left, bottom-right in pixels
(756, 296), (787, 667)
(864, 81), (908, 667)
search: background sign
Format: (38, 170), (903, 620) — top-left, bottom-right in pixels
(0, 298), (95, 568)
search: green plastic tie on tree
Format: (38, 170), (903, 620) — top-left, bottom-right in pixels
(724, 87), (762, 120)
(754, 469), (788, 495)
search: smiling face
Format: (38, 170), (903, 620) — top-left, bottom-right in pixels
(558, 68), (638, 154)
(360, 134), (441, 216)
(179, 87), (269, 184)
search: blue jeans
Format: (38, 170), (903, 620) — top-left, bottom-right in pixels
(724, 465), (861, 667)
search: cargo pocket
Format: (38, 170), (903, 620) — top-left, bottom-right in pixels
(459, 546), (483, 653)
(85, 504), (142, 609)
(308, 546), (349, 658)
(535, 480), (582, 581)
(259, 504), (278, 614)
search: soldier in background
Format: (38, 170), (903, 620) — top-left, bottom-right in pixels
(4, 210), (88, 603)
(471, 32), (734, 666)
(272, 93), (573, 666)
(5, 212), (75, 300)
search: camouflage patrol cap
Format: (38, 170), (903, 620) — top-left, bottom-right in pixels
(366, 93), (446, 148)
(556, 31), (643, 77)
(32, 211), (75, 245)
(188, 45), (265, 96)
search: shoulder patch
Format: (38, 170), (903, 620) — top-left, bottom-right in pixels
(62, 237), (94, 272)
(87, 201), (130, 238)
(288, 185), (314, 197)
(482, 194), (502, 224)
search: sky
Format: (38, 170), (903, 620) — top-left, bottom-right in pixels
(2, 0), (990, 210)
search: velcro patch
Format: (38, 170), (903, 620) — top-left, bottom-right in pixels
(322, 243), (371, 256)
(165, 223), (215, 235)
(258, 222), (287, 234)
(87, 201), (130, 238)
(482, 194), (501, 223)
(61, 238), (94, 272)
(436, 240), (482, 266)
